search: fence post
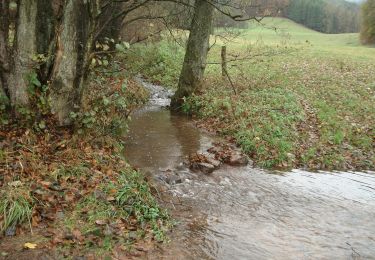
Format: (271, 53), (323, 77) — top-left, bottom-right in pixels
(221, 45), (227, 77)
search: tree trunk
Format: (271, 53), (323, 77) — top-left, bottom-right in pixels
(0, 0), (57, 110)
(50, 0), (97, 125)
(6, 0), (40, 108)
(171, 0), (214, 110)
(0, 0), (10, 100)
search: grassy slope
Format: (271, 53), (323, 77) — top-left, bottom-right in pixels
(230, 18), (375, 60)
(195, 18), (375, 170)
(125, 17), (374, 170)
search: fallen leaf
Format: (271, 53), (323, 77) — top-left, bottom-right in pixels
(8, 181), (23, 187)
(24, 242), (37, 249)
(108, 189), (117, 195)
(72, 229), (84, 242)
(106, 196), (115, 202)
(64, 191), (75, 202)
(95, 219), (107, 226)
(40, 181), (52, 187)
(52, 237), (63, 245)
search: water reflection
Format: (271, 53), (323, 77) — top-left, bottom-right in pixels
(125, 109), (201, 171)
(171, 112), (201, 158)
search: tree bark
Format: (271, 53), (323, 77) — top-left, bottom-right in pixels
(50, 0), (98, 125)
(0, 0), (11, 101)
(6, 0), (40, 108)
(171, 0), (214, 110)
(0, 0), (57, 109)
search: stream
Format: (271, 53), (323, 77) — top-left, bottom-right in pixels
(124, 79), (375, 260)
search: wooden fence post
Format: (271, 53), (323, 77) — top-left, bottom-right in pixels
(221, 45), (227, 77)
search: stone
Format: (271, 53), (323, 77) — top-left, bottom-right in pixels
(227, 153), (249, 166)
(158, 171), (183, 185)
(206, 157), (221, 169)
(5, 225), (16, 236)
(190, 162), (215, 174)
(207, 146), (221, 155)
(165, 175), (182, 185)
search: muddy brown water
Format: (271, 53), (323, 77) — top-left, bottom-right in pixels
(124, 79), (375, 260)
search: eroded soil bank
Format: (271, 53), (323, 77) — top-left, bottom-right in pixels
(125, 79), (375, 259)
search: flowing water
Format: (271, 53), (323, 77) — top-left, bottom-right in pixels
(124, 79), (375, 260)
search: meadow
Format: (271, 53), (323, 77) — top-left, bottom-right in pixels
(126, 18), (375, 170)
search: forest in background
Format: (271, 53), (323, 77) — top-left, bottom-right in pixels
(286, 0), (361, 33)
(360, 0), (375, 43)
(215, 0), (362, 34)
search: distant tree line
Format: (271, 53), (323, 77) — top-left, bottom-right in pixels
(286, 0), (360, 33)
(213, 0), (361, 34)
(360, 0), (375, 44)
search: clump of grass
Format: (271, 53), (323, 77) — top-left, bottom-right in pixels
(0, 184), (34, 233)
(51, 165), (90, 182)
(115, 171), (170, 241)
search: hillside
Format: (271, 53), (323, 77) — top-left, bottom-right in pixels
(232, 17), (375, 60)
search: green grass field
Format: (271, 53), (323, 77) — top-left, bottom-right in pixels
(126, 17), (375, 171)
(226, 17), (375, 61)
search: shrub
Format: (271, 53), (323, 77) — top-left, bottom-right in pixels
(125, 40), (184, 88)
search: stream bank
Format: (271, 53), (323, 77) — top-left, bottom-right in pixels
(124, 78), (375, 259)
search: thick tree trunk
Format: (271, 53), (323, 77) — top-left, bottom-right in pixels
(6, 0), (40, 107)
(50, 0), (96, 125)
(171, 0), (214, 110)
(0, 0), (55, 109)
(0, 25), (9, 101)
(0, 0), (10, 101)
(0, 0), (98, 125)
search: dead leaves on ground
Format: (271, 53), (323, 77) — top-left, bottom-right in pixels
(0, 125), (151, 258)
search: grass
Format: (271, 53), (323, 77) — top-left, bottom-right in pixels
(61, 168), (171, 256)
(0, 185), (34, 233)
(227, 17), (375, 61)
(51, 165), (90, 182)
(128, 17), (375, 171)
